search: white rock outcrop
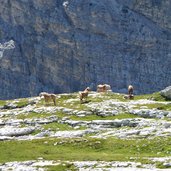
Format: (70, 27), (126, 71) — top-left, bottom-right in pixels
(161, 86), (171, 100)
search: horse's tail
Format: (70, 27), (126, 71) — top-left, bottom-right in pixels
(51, 94), (57, 106)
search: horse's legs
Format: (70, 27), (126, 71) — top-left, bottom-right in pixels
(44, 97), (47, 103)
(44, 96), (50, 105)
(52, 97), (56, 106)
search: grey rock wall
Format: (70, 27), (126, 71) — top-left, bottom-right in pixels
(0, 0), (171, 99)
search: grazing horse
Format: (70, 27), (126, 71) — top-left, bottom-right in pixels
(128, 85), (134, 95)
(124, 85), (134, 99)
(79, 87), (91, 102)
(39, 92), (57, 105)
(97, 84), (111, 93)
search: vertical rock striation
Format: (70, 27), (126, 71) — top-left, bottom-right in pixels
(0, 0), (171, 99)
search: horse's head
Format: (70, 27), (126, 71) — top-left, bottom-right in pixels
(39, 93), (43, 97)
(86, 87), (91, 92)
(39, 92), (46, 97)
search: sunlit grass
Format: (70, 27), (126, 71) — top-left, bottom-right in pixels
(16, 112), (52, 120)
(45, 163), (78, 171)
(0, 137), (170, 165)
(69, 113), (140, 121)
(135, 92), (168, 101)
(133, 103), (171, 111)
(0, 100), (6, 106)
(15, 98), (30, 107)
(42, 122), (77, 131)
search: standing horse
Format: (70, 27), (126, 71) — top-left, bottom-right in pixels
(79, 87), (91, 103)
(123, 85), (134, 100)
(128, 85), (134, 96)
(97, 84), (111, 93)
(125, 85), (134, 99)
(39, 92), (57, 105)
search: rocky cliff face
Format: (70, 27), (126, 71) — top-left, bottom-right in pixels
(0, 0), (171, 99)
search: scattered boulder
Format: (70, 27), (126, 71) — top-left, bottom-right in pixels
(52, 130), (96, 138)
(160, 86), (171, 100)
(0, 126), (35, 136)
(2, 103), (17, 109)
(129, 109), (169, 119)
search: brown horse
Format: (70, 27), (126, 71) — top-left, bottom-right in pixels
(39, 92), (57, 105)
(79, 87), (91, 102)
(128, 85), (134, 95)
(124, 85), (134, 99)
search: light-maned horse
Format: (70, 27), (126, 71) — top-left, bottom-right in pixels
(39, 92), (57, 105)
(124, 85), (134, 100)
(97, 84), (111, 93)
(128, 85), (134, 96)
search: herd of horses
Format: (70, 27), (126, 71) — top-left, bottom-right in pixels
(39, 84), (134, 105)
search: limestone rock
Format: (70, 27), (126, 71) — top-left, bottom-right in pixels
(52, 129), (96, 138)
(160, 86), (171, 100)
(0, 126), (35, 136)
